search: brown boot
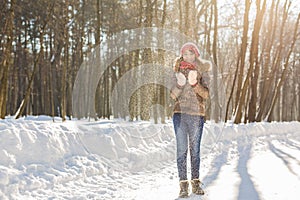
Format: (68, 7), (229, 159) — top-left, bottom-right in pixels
(190, 179), (204, 195)
(178, 180), (189, 198)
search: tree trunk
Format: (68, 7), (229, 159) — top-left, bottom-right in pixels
(248, 0), (267, 122)
(234, 0), (251, 112)
(256, 0), (277, 121)
(211, 0), (220, 122)
(0, 0), (15, 119)
(95, 0), (102, 46)
(15, 2), (54, 119)
(15, 37), (43, 119)
(234, 0), (266, 123)
(266, 13), (300, 121)
(262, 0), (290, 119)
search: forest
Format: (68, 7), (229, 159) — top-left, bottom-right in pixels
(0, 0), (299, 123)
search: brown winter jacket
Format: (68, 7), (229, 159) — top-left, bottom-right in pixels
(170, 59), (211, 116)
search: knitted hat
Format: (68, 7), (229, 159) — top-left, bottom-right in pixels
(180, 42), (200, 57)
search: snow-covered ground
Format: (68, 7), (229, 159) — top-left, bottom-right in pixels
(0, 116), (300, 200)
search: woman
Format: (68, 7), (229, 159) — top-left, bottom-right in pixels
(170, 42), (211, 198)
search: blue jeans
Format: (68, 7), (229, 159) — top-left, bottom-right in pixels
(173, 113), (205, 180)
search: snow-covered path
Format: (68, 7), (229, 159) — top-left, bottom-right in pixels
(122, 132), (300, 200)
(0, 117), (300, 200)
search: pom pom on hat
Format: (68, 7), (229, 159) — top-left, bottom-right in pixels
(180, 42), (200, 57)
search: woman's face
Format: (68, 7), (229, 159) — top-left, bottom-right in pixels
(182, 50), (196, 63)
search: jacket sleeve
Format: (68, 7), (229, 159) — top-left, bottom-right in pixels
(170, 72), (183, 100)
(192, 72), (209, 99)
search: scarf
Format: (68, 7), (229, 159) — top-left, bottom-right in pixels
(179, 61), (196, 70)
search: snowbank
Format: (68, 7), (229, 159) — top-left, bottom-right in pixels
(0, 116), (176, 170)
(0, 116), (299, 199)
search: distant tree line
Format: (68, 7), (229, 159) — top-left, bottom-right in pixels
(0, 0), (299, 122)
